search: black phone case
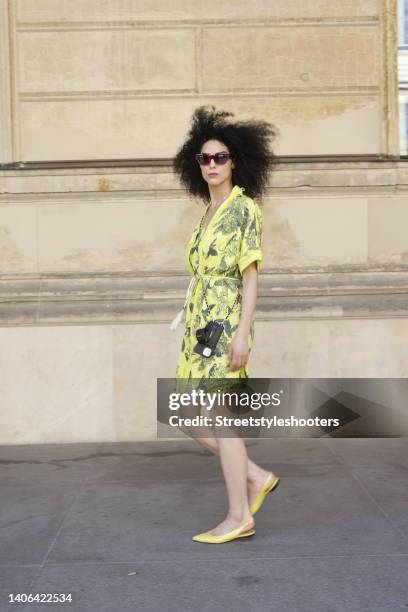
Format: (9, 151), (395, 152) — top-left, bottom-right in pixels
(193, 322), (224, 357)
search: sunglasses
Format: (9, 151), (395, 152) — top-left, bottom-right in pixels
(195, 152), (234, 166)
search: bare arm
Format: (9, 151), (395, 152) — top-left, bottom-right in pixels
(228, 262), (259, 372)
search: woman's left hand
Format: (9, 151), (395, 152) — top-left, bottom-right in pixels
(228, 331), (250, 372)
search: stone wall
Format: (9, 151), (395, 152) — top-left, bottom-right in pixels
(0, 0), (406, 444)
(0, 0), (399, 162)
(1, 161), (408, 443)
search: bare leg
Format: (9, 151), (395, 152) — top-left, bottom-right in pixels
(202, 436), (255, 536)
(178, 393), (277, 526)
(194, 434), (277, 511)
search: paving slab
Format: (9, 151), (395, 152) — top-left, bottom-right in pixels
(0, 482), (83, 565)
(92, 438), (348, 483)
(0, 443), (105, 484)
(323, 437), (408, 468)
(13, 556), (408, 612)
(0, 566), (40, 612)
(349, 467), (408, 537)
(39, 474), (408, 563)
(1, 439), (407, 612)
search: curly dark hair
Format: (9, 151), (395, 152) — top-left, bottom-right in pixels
(173, 105), (279, 203)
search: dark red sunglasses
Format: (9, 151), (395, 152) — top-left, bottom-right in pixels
(195, 152), (234, 166)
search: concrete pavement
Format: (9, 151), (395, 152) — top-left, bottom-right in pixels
(1, 438), (407, 611)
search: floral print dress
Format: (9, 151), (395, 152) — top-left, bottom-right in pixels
(175, 184), (263, 387)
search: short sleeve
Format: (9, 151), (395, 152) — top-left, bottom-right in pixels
(238, 200), (263, 274)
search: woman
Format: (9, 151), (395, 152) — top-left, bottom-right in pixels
(171, 105), (280, 544)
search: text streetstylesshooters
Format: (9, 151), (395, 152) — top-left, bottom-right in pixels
(168, 415), (340, 428)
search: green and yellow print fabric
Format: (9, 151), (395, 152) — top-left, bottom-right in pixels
(175, 185), (263, 384)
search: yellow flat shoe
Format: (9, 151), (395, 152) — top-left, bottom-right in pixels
(250, 473), (280, 515)
(192, 519), (255, 544)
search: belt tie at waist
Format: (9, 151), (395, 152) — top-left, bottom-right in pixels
(169, 274), (241, 331)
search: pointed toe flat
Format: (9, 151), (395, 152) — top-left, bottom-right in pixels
(192, 519), (255, 544)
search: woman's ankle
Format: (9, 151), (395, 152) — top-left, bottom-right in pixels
(227, 508), (253, 524)
(247, 461), (269, 485)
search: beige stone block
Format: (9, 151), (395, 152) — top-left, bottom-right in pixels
(252, 318), (408, 378)
(19, 95), (380, 160)
(36, 197), (199, 273)
(0, 322), (182, 443)
(0, 325), (114, 444)
(1, 316), (407, 444)
(0, 191), (373, 276)
(262, 196), (368, 267)
(16, 0), (379, 23)
(0, 204), (37, 273)
(112, 323), (183, 441)
(20, 98), (196, 160)
(0, 160), (391, 197)
(271, 99), (380, 155)
(203, 26), (380, 90)
(18, 29), (195, 92)
(35, 192), (367, 275)
(0, 170), (176, 195)
(368, 197), (408, 263)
